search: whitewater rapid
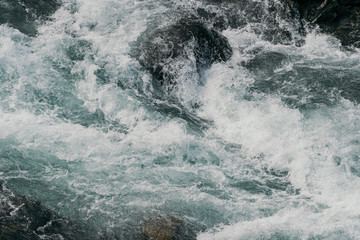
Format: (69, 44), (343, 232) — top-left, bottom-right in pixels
(1, 0), (360, 239)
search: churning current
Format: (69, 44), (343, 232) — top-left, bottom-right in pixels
(1, 0), (360, 239)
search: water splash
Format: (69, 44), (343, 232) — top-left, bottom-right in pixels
(1, 0), (360, 239)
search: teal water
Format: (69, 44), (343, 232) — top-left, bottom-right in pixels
(1, 0), (360, 239)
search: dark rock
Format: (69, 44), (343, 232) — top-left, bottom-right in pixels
(338, 0), (360, 6)
(244, 51), (288, 75)
(293, 0), (360, 47)
(0, 180), (90, 240)
(200, 0), (360, 46)
(141, 216), (182, 240)
(134, 18), (232, 87)
(0, 0), (61, 36)
(200, 0), (300, 44)
(249, 59), (360, 109)
(196, 8), (228, 30)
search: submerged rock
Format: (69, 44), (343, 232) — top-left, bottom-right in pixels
(134, 18), (232, 88)
(293, 0), (360, 47)
(133, 0), (309, 90)
(141, 216), (182, 240)
(0, 0), (61, 36)
(249, 57), (360, 109)
(199, 0), (360, 47)
(200, 0), (300, 45)
(244, 51), (288, 75)
(0, 180), (89, 240)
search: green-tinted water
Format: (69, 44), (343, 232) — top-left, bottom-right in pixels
(1, 0), (360, 239)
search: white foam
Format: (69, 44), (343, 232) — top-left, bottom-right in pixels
(2, 0), (360, 237)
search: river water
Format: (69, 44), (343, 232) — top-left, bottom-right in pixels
(1, 0), (360, 239)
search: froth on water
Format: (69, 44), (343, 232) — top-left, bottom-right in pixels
(0, 0), (360, 239)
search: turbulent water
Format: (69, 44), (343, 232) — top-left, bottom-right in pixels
(1, 0), (360, 239)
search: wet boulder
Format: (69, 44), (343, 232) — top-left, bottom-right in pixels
(199, 0), (360, 46)
(199, 0), (300, 45)
(248, 57), (360, 109)
(244, 51), (288, 75)
(293, 0), (360, 47)
(0, 180), (90, 240)
(0, 0), (61, 36)
(141, 216), (182, 240)
(134, 18), (232, 88)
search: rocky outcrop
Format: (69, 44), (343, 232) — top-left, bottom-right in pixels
(0, 180), (90, 240)
(141, 216), (182, 240)
(0, 0), (61, 36)
(244, 51), (288, 75)
(199, 0), (300, 45)
(200, 0), (360, 47)
(246, 48), (360, 109)
(293, 0), (360, 47)
(134, 18), (232, 88)
(133, 0), (310, 89)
